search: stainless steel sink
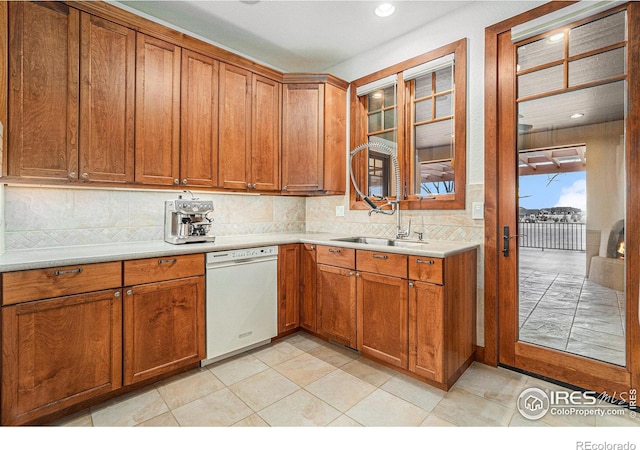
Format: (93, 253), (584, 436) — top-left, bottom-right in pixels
(391, 240), (430, 249)
(331, 236), (429, 248)
(332, 236), (394, 246)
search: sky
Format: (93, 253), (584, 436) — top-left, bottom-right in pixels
(518, 171), (586, 211)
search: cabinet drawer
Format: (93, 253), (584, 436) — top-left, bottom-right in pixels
(124, 254), (204, 285)
(2, 261), (122, 306)
(408, 256), (443, 285)
(356, 250), (407, 278)
(316, 245), (355, 269)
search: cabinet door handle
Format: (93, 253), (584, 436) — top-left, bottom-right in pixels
(328, 249), (341, 254)
(158, 258), (177, 265)
(54, 268), (83, 276)
(372, 254), (387, 260)
(348, 271), (354, 277)
(126, 289), (133, 296)
(409, 282), (414, 288)
(310, 245), (315, 250)
(416, 259), (435, 265)
(114, 291), (121, 298)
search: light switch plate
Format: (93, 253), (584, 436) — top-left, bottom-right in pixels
(472, 202), (484, 220)
(336, 205), (345, 217)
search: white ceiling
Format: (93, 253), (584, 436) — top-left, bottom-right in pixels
(114, 0), (472, 73)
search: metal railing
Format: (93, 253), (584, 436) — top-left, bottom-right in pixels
(518, 222), (586, 252)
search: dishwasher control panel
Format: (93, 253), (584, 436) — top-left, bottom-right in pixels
(207, 246), (278, 264)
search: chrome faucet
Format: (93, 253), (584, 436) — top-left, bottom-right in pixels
(395, 206), (411, 239)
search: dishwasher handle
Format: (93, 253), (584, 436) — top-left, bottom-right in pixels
(207, 256), (277, 269)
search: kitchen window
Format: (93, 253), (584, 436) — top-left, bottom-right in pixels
(349, 38), (467, 210)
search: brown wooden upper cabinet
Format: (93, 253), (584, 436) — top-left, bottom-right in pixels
(219, 63), (281, 191)
(4, 2), (346, 197)
(8, 3), (135, 183)
(281, 75), (348, 194)
(180, 50), (220, 187)
(135, 33), (181, 185)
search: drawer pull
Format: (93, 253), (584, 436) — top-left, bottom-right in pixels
(416, 259), (435, 265)
(372, 254), (388, 260)
(54, 268), (83, 276)
(328, 249), (341, 254)
(158, 258), (178, 265)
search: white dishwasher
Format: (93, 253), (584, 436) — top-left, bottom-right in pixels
(202, 246), (278, 366)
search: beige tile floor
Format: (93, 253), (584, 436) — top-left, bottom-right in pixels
(52, 332), (639, 428)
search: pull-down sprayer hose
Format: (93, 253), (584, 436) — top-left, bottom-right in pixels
(349, 142), (401, 215)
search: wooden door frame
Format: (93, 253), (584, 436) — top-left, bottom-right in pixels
(483, 1), (640, 391)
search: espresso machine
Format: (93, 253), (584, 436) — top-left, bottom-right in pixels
(164, 195), (215, 244)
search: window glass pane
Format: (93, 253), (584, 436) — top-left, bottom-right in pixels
(383, 86), (396, 108)
(368, 151), (389, 197)
(414, 118), (454, 194)
(435, 66), (453, 92)
(517, 36), (565, 71)
(415, 98), (432, 122)
(518, 64), (564, 98)
(568, 48), (625, 87)
(373, 130), (396, 144)
(415, 75), (432, 99)
(569, 11), (626, 57)
(368, 112), (382, 133)
(368, 92), (383, 112)
(417, 160), (454, 195)
(384, 108), (396, 129)
(435, 93), (453, 119)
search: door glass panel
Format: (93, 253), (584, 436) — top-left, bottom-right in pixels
(569, 11), (626, 56)
(517, 35), (565, 71)
(568, 48), (626, 86)
(518, 64), (564, 98)
(516, 11), (626, 367)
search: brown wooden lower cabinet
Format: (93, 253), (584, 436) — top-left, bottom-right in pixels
(124, 276), (205, 385)
(357, 271), (409, 369)
(0, 253), (207, 425)
(408, 250), (477, 388)
(1, 289), (123, 426)
(316, 263), (357, 348)
(299, 243), (317, 332)
(278, 244), (300, 334)
(409, 280), (444, 381)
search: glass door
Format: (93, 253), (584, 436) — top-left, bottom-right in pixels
(496, 4), (637, 395)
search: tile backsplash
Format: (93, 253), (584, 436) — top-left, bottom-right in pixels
(4, 186), (305, 250)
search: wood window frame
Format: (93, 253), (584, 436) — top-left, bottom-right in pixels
(349, 38), (467, 211)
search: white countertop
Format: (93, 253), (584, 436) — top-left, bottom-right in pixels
(0, 232), (479, 272)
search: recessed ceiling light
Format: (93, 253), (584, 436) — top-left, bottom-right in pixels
(548, 32), (564, 43)
(570, 112), (584, 119)
(375, 3), (395, 18)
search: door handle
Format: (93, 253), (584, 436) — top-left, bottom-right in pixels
(502, 225), (526, 257)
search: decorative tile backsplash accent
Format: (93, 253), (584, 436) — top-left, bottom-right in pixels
(4, 184), (484, 250)
(4, 186), (305, 250)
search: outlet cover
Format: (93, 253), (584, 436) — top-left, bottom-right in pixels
(336, 205), (345, 217)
